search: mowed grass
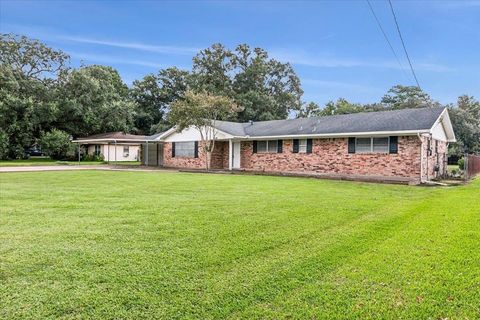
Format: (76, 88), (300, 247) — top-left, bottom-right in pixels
(0, 171), (479, 319)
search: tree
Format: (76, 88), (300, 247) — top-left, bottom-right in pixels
(319, 98), (364, 116)
(131, 67), (190, 134)
(40, 129), (75, 160)
(191, 44), (303, 121)
(168, 91), (240, 170)
(0, 34), (68, 158)
(448, 95), (480, 156)
(296, 102), (322, 118)
(0, 33), (69, 81)
(381, 85), (433, 109)
(57, 65), (136, 137)
(192, 43), (235, 97)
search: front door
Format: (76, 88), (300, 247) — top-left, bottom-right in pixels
(233, 141), (241, 169)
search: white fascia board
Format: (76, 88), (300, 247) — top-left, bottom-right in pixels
(155, 127), (177, 140)
(240, 129), (430, 140)
(159, 125), (236, 141)
(429, 108), (457, 142)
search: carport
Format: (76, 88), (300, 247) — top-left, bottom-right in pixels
(138, 132), (164, 167)
(72, 132), (163, 166)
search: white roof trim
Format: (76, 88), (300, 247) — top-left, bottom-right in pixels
(157, 125), (236, 140)
(154, 127), (177, 140)
(72, 138), (156, 143)
(231, 129), (431, 140)
(429, 108), (456, 142)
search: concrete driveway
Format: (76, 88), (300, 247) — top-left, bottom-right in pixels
(0, 165), (178, 173)
(0, 165), (108, 173)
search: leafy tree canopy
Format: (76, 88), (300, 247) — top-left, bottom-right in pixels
(448, 95), (480, 155)
(381, 85), (434, 109)
(192, 43), (303, 122)
(0, 34), (67, 158)
(57, 65), (135, 137)
(0, 33), (69, 81)
(130, 67), (190, 134)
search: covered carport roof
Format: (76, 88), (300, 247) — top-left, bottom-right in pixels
(72, 131), (162, 143)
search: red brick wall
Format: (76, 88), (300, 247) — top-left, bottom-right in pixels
(420, 136), (448, 181)
(211, 141), (229, 169)
(163, 141), (229, 170)
(240, 136), (422, 178)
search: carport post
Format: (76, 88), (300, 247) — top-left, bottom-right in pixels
(228, 139), (233, 171)
(114, 140), (117, 167)
(78, 143), (81, 165)
(146, 141), (149, 166)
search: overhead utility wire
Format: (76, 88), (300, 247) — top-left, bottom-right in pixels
(365, 0), (407, 78)
(388, 0), (421, 89)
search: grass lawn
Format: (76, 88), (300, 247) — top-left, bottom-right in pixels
(448, 164), (459, 172)
(0, 158), (140, 166)
(1, 171), (479, 319)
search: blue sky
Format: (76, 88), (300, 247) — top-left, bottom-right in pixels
(1, 0), (479, 106)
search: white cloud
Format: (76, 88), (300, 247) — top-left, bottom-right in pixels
(69, 51), (165, 68)
(270, 48), (454, 72)
(62, 36), (200, 55)
(2, 24), (201, 56)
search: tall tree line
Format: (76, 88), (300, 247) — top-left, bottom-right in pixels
(0, 34), (478, 159)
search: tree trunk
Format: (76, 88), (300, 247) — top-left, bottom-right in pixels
(205, 151), (211, 171)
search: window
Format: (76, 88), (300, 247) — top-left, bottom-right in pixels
(356, 137), (390, 153)
(299, 139), (307, 153)
(174, 141), (196, 157)
(257, 140), (278, 153)
(257, 141), (267, 153)
(94, 145), (101, 156)
(373, 137), (389, 153)
(267, 140), (278, 153)
(123, 146), (129, 157)
(356, 138), (372, 153)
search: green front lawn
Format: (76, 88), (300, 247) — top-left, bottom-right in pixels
(1, 171), (479, 319)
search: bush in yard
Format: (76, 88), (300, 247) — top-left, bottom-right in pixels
(83, 153), (104, 162)
(458, 158), (465, 170)
(40, 129), (75, 160)
(0, 129), (9, 159)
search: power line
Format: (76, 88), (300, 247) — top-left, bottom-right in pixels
(388, 0), (421, 89)
(365, 0), (407, 78)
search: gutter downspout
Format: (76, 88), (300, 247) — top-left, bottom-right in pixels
(418, 133), (424, 183)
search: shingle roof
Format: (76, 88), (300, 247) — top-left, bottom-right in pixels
(146, 132), (166, 141)
(76, 131), (148, 141)
(213, 107), (445, 137)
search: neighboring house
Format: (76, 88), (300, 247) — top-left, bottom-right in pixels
(150, 107), (455, 184)
(74, 132), (148, 162)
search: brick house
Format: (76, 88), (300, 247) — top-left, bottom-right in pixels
(147, 107), (456, 184)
